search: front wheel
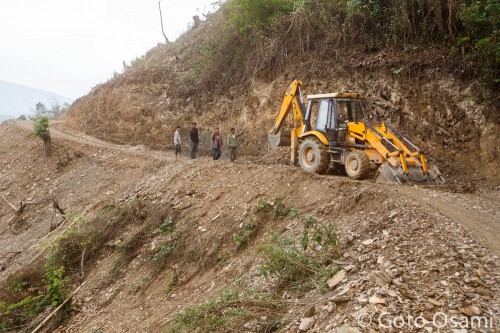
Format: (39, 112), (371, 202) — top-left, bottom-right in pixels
(298, 137), (330, 174)
(344, 150), (370, 180)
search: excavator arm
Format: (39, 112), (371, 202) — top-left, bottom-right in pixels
(269, 80), (306, 135)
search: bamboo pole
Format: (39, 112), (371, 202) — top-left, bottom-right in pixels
(31, 282), (86, 333)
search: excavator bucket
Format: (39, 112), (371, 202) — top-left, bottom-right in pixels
(375, 162), (445, 185)
(268, 133), (291, 147)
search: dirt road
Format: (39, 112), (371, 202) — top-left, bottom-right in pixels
(12, 120), (500, 256)
(399, 186), (500, 254)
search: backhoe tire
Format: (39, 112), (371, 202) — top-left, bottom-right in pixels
(344, 150), (370, 180)
(299, 137), (330, 174)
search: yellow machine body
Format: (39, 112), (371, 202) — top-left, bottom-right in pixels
(268, 80), (444, 184)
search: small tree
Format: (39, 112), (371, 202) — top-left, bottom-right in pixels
(33, 116), (52, 157)
(31, 100), (71, 119)
(33, 102), (50, 118)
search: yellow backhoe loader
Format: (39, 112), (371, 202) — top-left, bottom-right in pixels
(268, 80), (444, 184)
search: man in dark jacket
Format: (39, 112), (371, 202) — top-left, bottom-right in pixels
(211, 127), (222, 160)
(189, 122), (199, 159)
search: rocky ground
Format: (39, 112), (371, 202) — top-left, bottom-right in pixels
(0, 120), (498, 332)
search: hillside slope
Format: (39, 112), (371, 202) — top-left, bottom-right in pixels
(66, 3), (499, 184)
(0, 121), (498, 332)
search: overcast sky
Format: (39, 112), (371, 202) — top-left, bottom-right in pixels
(0, 0), (218, 99)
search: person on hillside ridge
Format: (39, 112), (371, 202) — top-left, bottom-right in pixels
(227, 127), (239, 162)
(173, 126), (181, 161)
(189, 122), (199, 159)
(211, 127), (222, 160)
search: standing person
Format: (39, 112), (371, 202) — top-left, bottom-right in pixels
(189, 122), (199, 159)
(227, 127), (239, 162)
(211, 127), (222, 160)
(173, 126), (181, 161)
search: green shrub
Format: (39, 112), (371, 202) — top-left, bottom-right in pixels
(288, 207), (299, 219)
(55, 145), (71, 167)
(272, 196), (289, 220)
(165, 285), (286, 333)
(259, 231), (319, 288)
(458, 0), (499, 81)
(159, 218), (176, 235)
(32, 116), (50, 140)
(252, 197), (271, 215)
(33, 116), (52, 156)
(232, 219), (257, 248)
(259, 214), (340, 291)
(43, 264), (70, 307)
(0, 264), (70, 329)
(147, 242), (176, 263)
(228, 0), (297, 32)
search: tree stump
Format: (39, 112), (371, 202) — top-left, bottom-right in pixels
(44, 137), (52, 157)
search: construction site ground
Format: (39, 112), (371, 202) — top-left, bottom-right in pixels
(0, 120), (498, 332)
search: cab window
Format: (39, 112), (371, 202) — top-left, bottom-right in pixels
(336, 99), (364, 123)
(316, 100), (329, 131)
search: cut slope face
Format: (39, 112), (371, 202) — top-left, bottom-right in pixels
(66, 6), (499, 184)
(0, 121), (498, 332)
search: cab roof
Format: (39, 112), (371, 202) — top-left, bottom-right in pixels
(306, 92), (360, 100)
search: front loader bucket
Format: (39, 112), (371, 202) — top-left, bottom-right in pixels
(268, 133), (291, 147)
(375, 163), (445, 185)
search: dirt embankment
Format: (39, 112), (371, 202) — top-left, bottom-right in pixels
(0, 120), (498, 332)
(65, 15), (499, 185)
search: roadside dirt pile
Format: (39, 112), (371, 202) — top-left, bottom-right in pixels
(1, 121), (498, 332)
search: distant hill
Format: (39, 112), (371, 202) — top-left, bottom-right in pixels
(0, 80), (73, 121)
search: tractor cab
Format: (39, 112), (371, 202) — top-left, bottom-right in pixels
(303, 93), (364, 147)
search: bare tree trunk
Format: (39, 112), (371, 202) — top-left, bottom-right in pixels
(44, 136), (52, 157)
(193, 15), (202, 27)
(448, 0), (456, 44)
(1, 194), (29, 234)
(158, 1), (169, 43)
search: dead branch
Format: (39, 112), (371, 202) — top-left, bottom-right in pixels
(50, 199), (67, 231)
(80, 247), (86, 279)
(1, 193), (17, 212)
(158, 1), (169, 44)
(52, 199), (65, 216)
(6, 199), (29, 234)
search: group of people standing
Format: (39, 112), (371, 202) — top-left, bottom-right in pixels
(173, 123), (240, 162)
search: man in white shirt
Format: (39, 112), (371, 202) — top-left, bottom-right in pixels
(173, 126), (181, 161)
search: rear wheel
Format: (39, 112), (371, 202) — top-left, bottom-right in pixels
(299, 137), (330, 174)
(344, 150), (370, 180)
